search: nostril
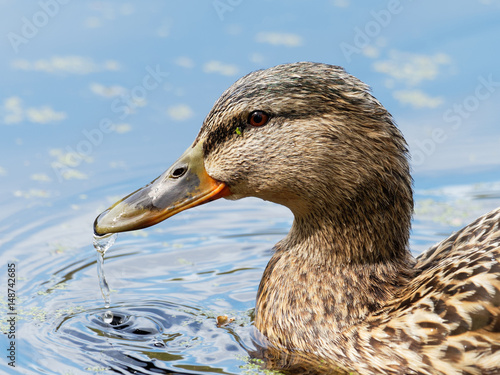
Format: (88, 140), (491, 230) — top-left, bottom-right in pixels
(171, 166), (187, 178)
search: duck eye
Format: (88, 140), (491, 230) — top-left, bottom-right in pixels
(248, 111), (269, 127)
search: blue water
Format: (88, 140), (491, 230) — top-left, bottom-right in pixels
(1, 1), (500, 374)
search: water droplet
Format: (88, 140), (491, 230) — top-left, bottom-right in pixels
(93, 233), (117, 308)
(93, 233), (117, 255)
(103, 310), (114, 324)
(153, 339), (165, 348)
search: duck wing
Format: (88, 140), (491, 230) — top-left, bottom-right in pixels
(351, 207), (500, 374)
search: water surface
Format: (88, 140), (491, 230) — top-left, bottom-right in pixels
(1, 1), (500, 374)
(1, 173), (500, 374)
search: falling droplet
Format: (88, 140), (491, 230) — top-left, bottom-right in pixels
(93, 233), (117, 254)
(93, 233), (117, 311)
(103, 309), (114, 324)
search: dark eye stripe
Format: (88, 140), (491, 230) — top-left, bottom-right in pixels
(203, 111), (270, 157)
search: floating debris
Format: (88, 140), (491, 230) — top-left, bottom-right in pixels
(216, 315), (235, 327)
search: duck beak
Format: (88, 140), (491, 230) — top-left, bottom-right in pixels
(93, 141), (231, 235)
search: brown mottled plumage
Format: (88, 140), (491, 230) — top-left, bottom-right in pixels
(95, 62), (500, 374)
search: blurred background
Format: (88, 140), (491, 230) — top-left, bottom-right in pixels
(1, 1), (499, 374)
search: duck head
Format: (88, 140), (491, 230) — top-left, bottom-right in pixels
(94, 62), (412, 264)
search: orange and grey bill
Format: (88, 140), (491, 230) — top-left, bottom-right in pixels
(93, 141), (231, 236)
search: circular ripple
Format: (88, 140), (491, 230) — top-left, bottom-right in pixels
(44, 299), (253, 374)
(87, 309), (163, 340)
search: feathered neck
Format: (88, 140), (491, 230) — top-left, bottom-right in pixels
(255, 164), (416, 352)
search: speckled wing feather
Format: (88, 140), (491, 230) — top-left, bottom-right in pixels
(330, 207), (500, 375)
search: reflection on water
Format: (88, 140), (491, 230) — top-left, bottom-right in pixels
(2, 1), (499, 372)
(0, 176), (500, 374)
(55, 301), (235, 374)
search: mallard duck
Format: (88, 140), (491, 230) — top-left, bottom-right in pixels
(94, 62), (500, 374)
